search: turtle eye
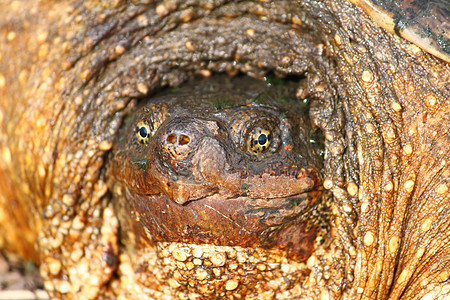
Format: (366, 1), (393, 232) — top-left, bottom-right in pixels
(248, 127), (272, 154)
(136, 122), (151, 144)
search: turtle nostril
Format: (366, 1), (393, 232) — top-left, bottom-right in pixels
(167, 133), (177, 144)
(179, 134), (190, 145)
(166, 133), (190, 145)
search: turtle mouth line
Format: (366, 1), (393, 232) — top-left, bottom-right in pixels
(157, 171), (318, 205)
(174, 191), (312, 207)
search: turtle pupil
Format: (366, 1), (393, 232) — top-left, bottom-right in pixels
(258, 134), (267, 145)
(139, 127), (148, 138)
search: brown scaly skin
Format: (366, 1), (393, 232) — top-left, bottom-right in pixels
(0, 0), (448, 299)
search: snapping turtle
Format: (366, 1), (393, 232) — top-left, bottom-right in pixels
(109, 76), (328, 298)
(0, 0), (448, 299)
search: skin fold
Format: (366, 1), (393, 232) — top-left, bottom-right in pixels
(0, 0), (448, 299)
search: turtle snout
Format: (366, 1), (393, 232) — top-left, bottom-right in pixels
(151, 118), (231, 204)
(156, 118), (220, 175)
(163, 130), (193, 161)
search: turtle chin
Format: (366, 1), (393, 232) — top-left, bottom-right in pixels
(116, 187), (330, 297)
(125, 187), (325, 262)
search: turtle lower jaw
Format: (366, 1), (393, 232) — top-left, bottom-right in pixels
(126, 188), (322, 261)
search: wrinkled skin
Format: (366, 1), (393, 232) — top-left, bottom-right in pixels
(0, 0), (449, 299)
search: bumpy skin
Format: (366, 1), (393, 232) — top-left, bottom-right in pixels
(0, 0), (449, 299)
